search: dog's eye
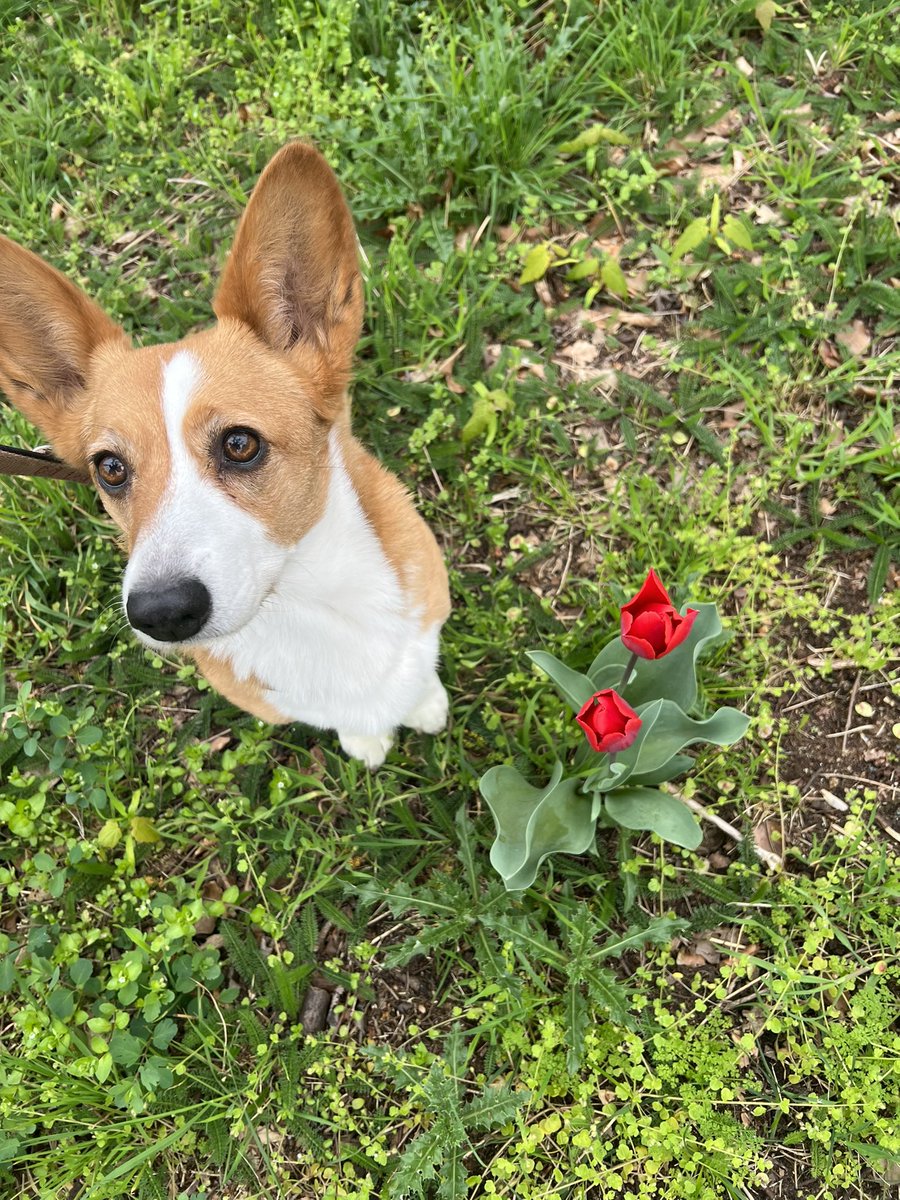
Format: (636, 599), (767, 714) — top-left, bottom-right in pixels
(222, 427), (262, 465)
(94, 452), (129, 492)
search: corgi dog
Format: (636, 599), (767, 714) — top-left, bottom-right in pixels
(0, 143), (450, 769)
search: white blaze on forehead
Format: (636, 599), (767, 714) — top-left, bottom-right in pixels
(162, 350), (203, 467)
(122, 347), (288, 646)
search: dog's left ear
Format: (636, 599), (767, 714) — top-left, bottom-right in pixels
(213, 142), (364, 420)
(0, 233), (129, 463)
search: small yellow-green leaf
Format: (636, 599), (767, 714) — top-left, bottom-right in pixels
(671, 217), (710, 263)
(566, 256), (600, 282)
(721, 213), (755, 252)
(600, 257), (629, 300)
(98, 820), (121, 850)
(519, 243), (553, 285)
(559, 123), (631, 154)
(709, 192), (721, 236)
(130, 816), (161, 844)
(755, 0), (777, 32)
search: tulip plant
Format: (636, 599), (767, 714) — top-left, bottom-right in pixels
(479, 571), (750, 891)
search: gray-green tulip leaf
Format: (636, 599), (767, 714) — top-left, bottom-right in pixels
(480, 762), (597, 891)
(604, 788), (702, 849)
(526, 651), (596, 713)
(592, 699), (749, 791)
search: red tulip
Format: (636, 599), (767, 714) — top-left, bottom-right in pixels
(576, 689), (642, 753)
(621, 569), (698, 660)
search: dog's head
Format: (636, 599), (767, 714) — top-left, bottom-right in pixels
(0, 144), (363, 649)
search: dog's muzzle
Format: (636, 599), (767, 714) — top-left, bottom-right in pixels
(126, 577), (212, 643)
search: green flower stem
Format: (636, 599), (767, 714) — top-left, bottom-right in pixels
(619, 650), (639, 692)
(603, 654), (646, 772)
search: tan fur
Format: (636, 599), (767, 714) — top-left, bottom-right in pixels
(191, 648), (289, 723)
(0, 141), (450, 726)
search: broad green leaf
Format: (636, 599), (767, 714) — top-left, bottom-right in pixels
(559, 123), (631, 153)
(519, 243), (553, 284)
(625, 754), (695, 788)
(481, 762), (596, 891)
(0, 958), (16, 992)
(109, 1029), (143, 1067)
(48, 987), (75, 1021)
(588, 603), (727, 713)
(151, 1018), (178, 1050)
(595, 700), (749, 790)
(566, 256), (599, 282)
(0, 1138), (20, 1164)
(600, 257), (629, 300)
(98, 820), (121, 849)
(722, 213), (755, 252)
(130, 816), (161, 844)
(527, 650), (595, 712)
(671, 217), (710, 263)
(461, 393), (496, 446)
(604, 788), (702, 849)
(462, 385), (510, 447)
(755, 0), (776, 31)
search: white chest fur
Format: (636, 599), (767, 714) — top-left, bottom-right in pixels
(208, 430), (441, 738)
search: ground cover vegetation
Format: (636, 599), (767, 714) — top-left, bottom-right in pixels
(0, 1), (898, 1197)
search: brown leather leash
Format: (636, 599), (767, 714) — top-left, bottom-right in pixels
(0, 443), (91, 485)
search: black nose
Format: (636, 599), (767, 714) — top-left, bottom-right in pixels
(126, 578), (211, 643)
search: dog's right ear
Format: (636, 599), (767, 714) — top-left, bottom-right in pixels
(0, 234), (128, 462)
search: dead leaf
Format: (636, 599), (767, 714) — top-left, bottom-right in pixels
(518, 357), (546, 381)
(751, 202), (783, 225)
(555, 340), (597, 367)
(835, 319), (871, 356)
(677, 937), (721, 968)
(592, 235), (627, 259)
(111, 230), (140, 248)
(696, 161), (741, 191)
(656, 153), (689, 176)
(616, 310), (665, 328)
(483, 343), (503, 370)
(818, 496), (837, 517)
(533, 279), (555, 308)
(454, 225), (477, 252)
(735, 55), (754, 78)
(576, 306), (622, 332)
(404, 343), (467, 387)
(50, 201), (65, 221)
(704, 109), (743, 138)
(818, 340), (841, 370)
(753, 818), (783, 870)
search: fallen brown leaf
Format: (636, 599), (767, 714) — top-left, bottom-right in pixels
(835, 319), (871, 356)
(753, 818), (783, 869)
(704, 109), (743, 138)
(696, 161), (741, 191)
(818, 340), (841, 370)
(735, 55), (754, 78)
(556, 339), (598, 368)
(404, 343), (467, 387)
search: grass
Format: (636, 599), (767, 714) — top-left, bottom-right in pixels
(1, 1), (899, 1198)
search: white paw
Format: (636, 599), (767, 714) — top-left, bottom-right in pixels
(338, 731), (394, 770)
(404, 677), (449, 735)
